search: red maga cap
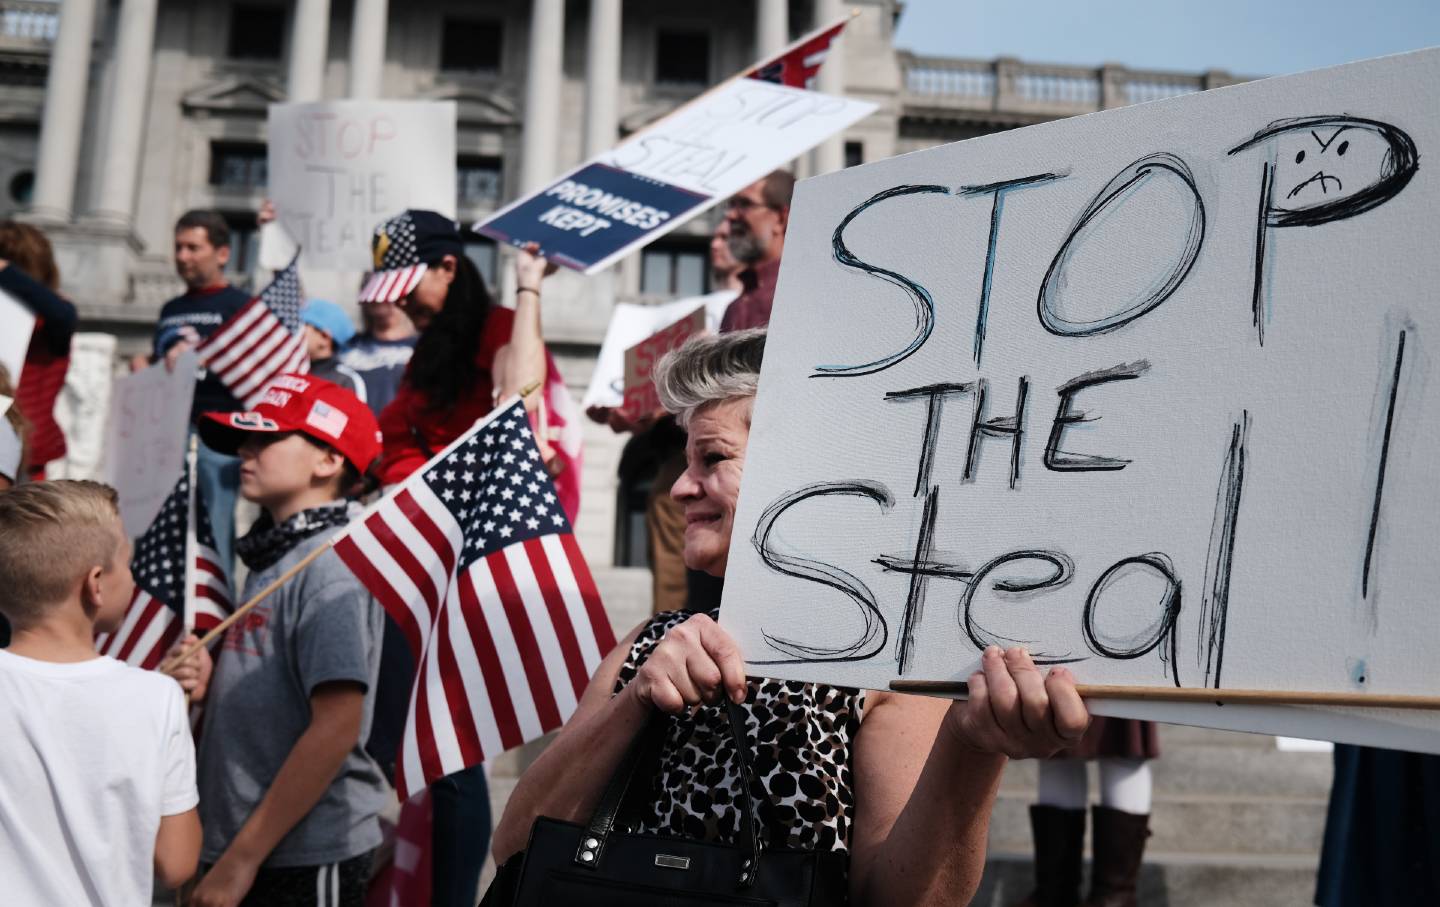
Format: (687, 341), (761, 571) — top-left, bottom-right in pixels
(199, 374), (382, 474)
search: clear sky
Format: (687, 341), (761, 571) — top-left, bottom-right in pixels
(892, 0), (1440, 78)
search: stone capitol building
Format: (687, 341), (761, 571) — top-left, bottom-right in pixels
(0, 0), (1246, 573)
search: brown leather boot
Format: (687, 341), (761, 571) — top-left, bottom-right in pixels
(1083, 806), (1151, 907)
(1010, 805), (1086, 907)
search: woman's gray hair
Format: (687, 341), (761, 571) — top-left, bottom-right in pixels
(653, 328), (767, 428)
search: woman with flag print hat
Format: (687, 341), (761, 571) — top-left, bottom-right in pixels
(361, 208), (558, 906)
(361, 210), (556, 485)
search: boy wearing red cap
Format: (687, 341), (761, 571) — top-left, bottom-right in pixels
(188, 375), (386, 907)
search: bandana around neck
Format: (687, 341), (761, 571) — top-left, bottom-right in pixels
(236, 501), (358, 573)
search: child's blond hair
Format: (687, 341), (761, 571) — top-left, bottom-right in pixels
(0, 481), (123, 627)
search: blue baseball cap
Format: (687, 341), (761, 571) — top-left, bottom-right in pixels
(301, 298), (357, 347)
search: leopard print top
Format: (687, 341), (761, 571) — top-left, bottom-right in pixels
(613, 609), (868, 854)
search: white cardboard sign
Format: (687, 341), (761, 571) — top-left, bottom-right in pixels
(720, 49), (1440, 749)
(267, 101), (457, 271)
(0, 286), (36, 386)
(476, 80), (875, 274)
(106, 352), (198, 537)
(583, 291), (737, 409)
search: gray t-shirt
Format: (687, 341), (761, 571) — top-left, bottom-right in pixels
(197, 530), (387, 867)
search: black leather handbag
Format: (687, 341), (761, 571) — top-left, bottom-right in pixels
(481, 699), (850, 906)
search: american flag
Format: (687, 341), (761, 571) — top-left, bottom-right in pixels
(748, 18), (848, 89)
(333, 399), (615, 798)
(197, 254), (309, 408)
(97, 469), (233, 669)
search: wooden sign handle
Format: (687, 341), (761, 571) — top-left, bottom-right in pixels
(889, 680), (1440, 711)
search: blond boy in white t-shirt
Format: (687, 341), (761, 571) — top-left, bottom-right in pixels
(0, 480), (203, 906)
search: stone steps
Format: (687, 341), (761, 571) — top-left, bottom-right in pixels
(986, 791), (1328, 858)
(982, 724), (1334, 905)
(971, 857), (1320, 907)
(592, 564), (654, 640)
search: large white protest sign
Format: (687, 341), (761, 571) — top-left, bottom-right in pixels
(0, 286), (35, 385)
(106, 352), (197, 537)
(267, 101), (457, 271)
(476, 18), (874, 274)
(720, 49), (1440, 750)
(583, 291), (737, 409)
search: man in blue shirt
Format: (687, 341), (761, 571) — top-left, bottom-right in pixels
(152, 210), (250, 576)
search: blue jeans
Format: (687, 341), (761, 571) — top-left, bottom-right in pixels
(431, 764), (492, 906)
(195, 434), (240, 580)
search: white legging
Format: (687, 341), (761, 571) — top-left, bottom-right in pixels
(1036, 758), (1152, 815)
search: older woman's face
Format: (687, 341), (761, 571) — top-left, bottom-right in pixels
(671, 398), (750, 577)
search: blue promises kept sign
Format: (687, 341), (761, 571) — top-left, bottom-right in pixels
(476, 163), (711, 272)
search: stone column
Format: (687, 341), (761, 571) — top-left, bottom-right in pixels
(811, 0), (847, 174)
(348, 0), (388, 99)
(88, 0), (159, 227)
(994, 57), (1021, 112)
(583, 0), (621, 313)
(288, 0), (332, 102)
(29, 0), (99, 222)
(1100, 63), (1128, 110)
(520, 0), (565, 193)
(756, 0), (787, 59)
(583, 0), (620, 158)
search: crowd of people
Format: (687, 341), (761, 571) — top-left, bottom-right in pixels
(0, 167), (1433, 907)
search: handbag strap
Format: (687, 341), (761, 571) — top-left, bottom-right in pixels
(723, 697), (763, 888)
(574, 698), (764, 889)
(573, 710), (668, 866)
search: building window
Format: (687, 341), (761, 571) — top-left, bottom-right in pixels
(844, 141), (864, 168)
(641, 242), (708, 298)
(209, 142), (268, 191)
(655, 31), (709, 85)
(227, 4), (285, 61)
(456, 156), (502, 208)
(463, 238), (498, 288)
(614, 472), (652, 567)
(8, 171), (33, 206)
(221, 213), (261, 288)
(440, 19), (503, 73)
(614, 434), (662, 568)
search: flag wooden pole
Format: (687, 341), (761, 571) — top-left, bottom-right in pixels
(181, 435), (200, 635)
(160, 540), (334, 674)
(889, 679), (1440, 711)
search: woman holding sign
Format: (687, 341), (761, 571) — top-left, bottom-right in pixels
(488, 330), (1092, 906)
(360, 209), (564, 907)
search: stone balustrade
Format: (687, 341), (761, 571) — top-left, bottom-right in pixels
(901, 50), (1246, 116)
(0, 0), (58, 50)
